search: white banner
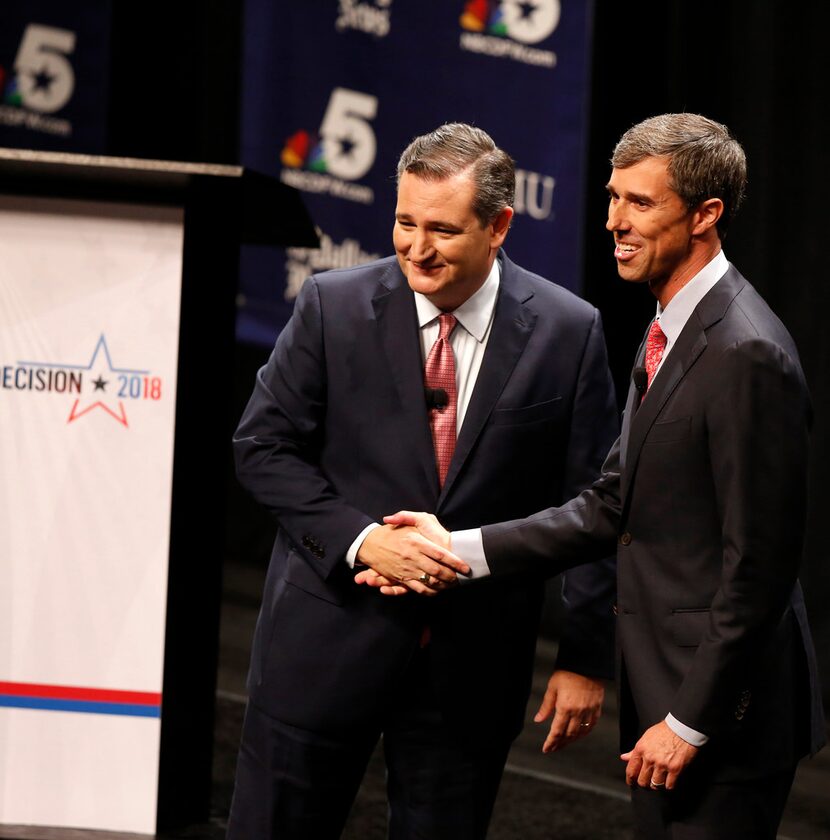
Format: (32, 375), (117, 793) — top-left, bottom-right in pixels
(0, 196), (184, 833)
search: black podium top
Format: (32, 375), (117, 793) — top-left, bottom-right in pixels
(0, 147), (318, 248)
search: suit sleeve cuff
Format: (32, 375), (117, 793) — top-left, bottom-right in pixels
(345, 522), (381, 568)
(665, 713), (709, 746)
(450, 529), (491, 582)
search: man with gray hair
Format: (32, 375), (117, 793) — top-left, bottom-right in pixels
(226, 123), (619, 838)
(375, 113), (825, 838)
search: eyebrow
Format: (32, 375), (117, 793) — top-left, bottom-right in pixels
(605, 184), (655, 205)
(395, 213), (463, 230)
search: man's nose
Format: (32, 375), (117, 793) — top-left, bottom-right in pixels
(410, 230), (434, 260)
(606, 203), (628, 232)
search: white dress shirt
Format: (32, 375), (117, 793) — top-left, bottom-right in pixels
(651, 249), (728, 380)
(345, 259), (501, 566)
(453, 251), (731, 746)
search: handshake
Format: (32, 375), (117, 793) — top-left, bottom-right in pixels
(353, 511), (469, 597)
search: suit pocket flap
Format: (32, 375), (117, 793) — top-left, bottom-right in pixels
(648, 416), (691, 443)
(491, 396), (562, 426)
(668, 608), (710, 647)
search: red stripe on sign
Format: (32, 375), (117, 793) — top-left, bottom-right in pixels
(0, 681), (161, 706)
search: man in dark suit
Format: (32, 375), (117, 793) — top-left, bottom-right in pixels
(226, 123), (619, 839)
(374, 114), (825, 838)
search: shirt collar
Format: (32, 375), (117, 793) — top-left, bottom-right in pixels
(413, 258), (501, 342)
(656, 250), (729, 344)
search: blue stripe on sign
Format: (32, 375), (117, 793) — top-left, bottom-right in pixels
(0, 695), (161, 718)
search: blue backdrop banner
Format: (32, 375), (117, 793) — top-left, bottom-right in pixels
(239, 0), (594, 346)
(0, 1), (111, 153)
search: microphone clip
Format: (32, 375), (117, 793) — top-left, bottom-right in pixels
(424, 387), (449, 410)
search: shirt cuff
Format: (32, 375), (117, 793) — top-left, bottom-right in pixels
(345, 522), (381, 568)
(450, 528), (491, 582)
(665, 713), (709, 747)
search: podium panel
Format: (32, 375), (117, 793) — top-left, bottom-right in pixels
(0, 195), (184, 833)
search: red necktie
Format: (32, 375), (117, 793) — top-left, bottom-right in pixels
(644, 319), (667, 390)
(424, 313), (458, 486)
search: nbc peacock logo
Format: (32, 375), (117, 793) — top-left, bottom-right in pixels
(460, 0), (508, 36)
(281, 130), (326, 173)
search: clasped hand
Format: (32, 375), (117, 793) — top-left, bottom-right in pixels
(354, 512), (456, 596)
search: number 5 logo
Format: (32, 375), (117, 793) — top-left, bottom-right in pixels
(501, 0), (560, 44)
(14, 23), (76, 114)
(319, 88), (378, 181)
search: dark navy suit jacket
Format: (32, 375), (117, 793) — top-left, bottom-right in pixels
(233, 251), (618, 742)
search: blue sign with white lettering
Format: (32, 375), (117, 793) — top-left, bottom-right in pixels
(0, 1), (110, 152)
(239, 0), (593, 345)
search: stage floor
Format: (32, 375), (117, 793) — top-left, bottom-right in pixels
(208, 560), (830, 840)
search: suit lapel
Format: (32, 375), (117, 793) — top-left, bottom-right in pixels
(371, 263), (438, 491)
(438, 254), (537, 505)
(618, 328), (649, 476)
(620, 266), (747, 510)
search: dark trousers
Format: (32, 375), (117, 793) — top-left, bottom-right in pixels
(630, 766), (797, 839)
(226, 648), (511, 840)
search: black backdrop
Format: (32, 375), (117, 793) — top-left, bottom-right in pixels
(106, 1), (830, 708)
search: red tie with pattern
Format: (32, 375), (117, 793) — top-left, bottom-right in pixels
(644, 319), (667, 391)
(424, 313), (458, 486)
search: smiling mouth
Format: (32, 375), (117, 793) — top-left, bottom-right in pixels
(411, 260), (445, 273)
(614, 241), (639, 261)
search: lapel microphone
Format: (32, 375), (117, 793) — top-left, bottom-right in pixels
(424, 387), (449, 410)
(632, 367), (648, 398)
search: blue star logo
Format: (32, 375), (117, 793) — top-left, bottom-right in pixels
(19, 334), (149, 427)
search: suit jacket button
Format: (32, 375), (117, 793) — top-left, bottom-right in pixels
(619, 532), (632, 546)
(612, 604), (619, 615)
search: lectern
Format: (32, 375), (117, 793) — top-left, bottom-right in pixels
(0, 149), (317, 834)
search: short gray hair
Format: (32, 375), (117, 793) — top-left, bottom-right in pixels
(396, 123), (515, 225)
(611, 113), (747, 238)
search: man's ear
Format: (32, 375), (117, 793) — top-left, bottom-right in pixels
(490, 206), (514, 248)
(691, 198), (723, 236)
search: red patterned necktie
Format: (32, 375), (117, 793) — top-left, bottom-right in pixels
(644, 319), (667, 390)
(424, 313), (458, 486)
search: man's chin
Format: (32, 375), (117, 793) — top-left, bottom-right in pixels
(616, 264), (647, 284)
(407, 274), (445, 297)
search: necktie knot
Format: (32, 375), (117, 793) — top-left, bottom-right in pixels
(437, 313), (457, 341)
(645, 319), (667, 389)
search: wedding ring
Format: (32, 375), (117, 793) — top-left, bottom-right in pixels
(650, 780), (665, 788)
(579, 722), (591, 728)
(417, 572), (431, 585)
